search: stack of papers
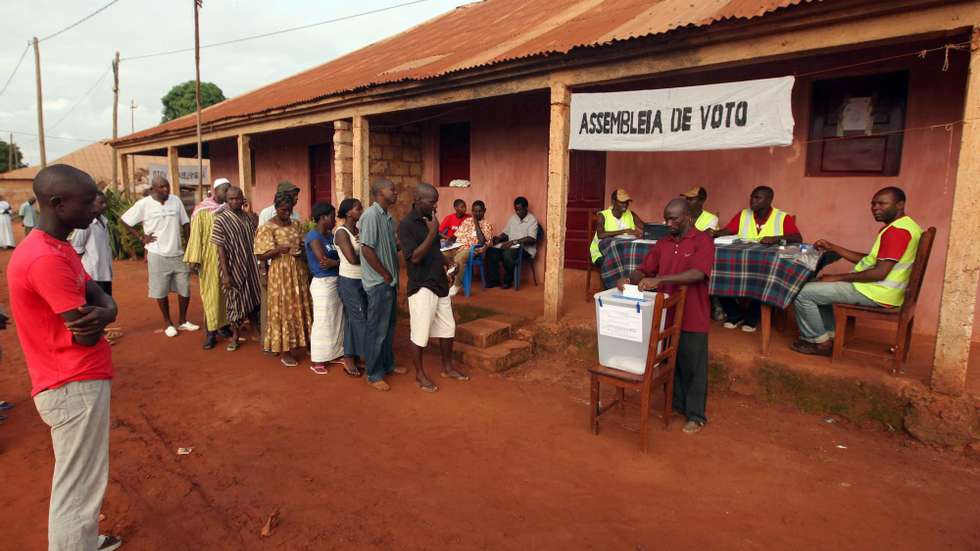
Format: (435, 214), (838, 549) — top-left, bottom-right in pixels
(714, 235), (739, 246)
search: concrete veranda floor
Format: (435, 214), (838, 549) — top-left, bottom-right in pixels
(450, 267), (980, 398)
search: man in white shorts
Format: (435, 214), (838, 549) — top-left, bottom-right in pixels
(121, 176), (200, 337)
(397, 183), (469, 392)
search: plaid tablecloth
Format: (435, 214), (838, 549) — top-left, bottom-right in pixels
(598, 239), (821, 309)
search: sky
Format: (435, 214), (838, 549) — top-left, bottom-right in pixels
(0, 0), (470, 165)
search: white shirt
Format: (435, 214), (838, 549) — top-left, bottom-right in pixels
(501, 212), (539, 258)
(258, 205), (300, 226)
(71, 215), (113, 282)
(121, 194), (189, 257)
(334, 225), (362, 279)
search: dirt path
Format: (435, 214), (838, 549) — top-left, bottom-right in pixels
(1, 256), (978, 550)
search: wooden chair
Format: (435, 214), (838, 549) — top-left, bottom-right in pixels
(832, 227), (936, 374)
(584, 211), (598, 301)
(587, 287), (688, 452)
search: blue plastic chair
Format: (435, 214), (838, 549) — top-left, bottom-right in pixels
(513, 225), (543, 291)
(462, 245), (486, 297)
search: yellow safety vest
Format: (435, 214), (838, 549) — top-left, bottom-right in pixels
(590, 208), (636, 262)
(694, 210), (719, 232)
(852, 215), (922, 307)
(737, 208), (789, 241)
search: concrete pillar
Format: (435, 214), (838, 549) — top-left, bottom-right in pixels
(237, 134), (254, 208)
(166, 146), (180, 196)
(932, 28), (980, 396)
(333, 120), (353, 204)
(352, 115), (371, 206)
(543, 81), (571, 322)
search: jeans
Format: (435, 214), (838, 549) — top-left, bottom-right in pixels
(484, 247), (526, 287)
(793, 281), (878, 343)
(338, 276), (368, 358)
(673, 332), (708, 424)
(33, 379), (111, 551)
(719, 297), (761, 327)
(364, 283), (397, 382)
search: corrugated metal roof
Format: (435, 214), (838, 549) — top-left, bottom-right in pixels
(119, 0), (812, 143)
(0, 143), (206, 185)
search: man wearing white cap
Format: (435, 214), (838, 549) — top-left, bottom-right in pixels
(184, 177), (232, 349)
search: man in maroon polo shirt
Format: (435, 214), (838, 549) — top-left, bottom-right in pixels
(8, 165), (122, 550)
(618, 198), (714, 434)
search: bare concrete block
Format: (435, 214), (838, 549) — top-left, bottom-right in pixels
(453, 339), (533, 372)
(456, 318), (511, 348)
(389, 161), (409, 176)
(372, 132), (390, 146)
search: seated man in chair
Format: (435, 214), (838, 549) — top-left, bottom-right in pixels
(589, 188), (645, 269)
(484, 196), (538, 289)
(714, 185), (802, 332)
(790, 186), (921, 356)
(448, 200), (494, 296)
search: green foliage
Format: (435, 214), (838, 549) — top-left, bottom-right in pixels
(0, 139), (26, 173)
(160, 81), (226, 122)
(102, 189), (144, 260)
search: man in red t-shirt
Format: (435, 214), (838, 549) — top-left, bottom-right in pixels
(438, 199), (470, 241)
(714, 186), (803, 332)
(618, 198), (714, 434)
(791, 187), (919, 356)
(8, 165), (122, 550)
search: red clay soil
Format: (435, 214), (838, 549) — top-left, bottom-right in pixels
(1, 255), (979, 550)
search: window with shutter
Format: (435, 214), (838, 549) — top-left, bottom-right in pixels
(806, 71), (908, 177)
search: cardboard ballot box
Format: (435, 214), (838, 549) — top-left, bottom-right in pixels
(594, 288), (666, 375)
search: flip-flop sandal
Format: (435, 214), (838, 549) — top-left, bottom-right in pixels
(226, 341), (240, 352)
(440, 371), (470, 381)
(417, 381), (439, 393)
(280, 357), (298, 367)
(342, 364), (363, 378)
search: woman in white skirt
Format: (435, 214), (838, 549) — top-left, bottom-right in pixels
(0, 197), (16, 248)
(304, 202), (350, 375)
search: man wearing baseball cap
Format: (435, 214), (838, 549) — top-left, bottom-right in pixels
(589, 188), (645, 267)
(258, 181), (302, 226)
(680, 186), (719, 231)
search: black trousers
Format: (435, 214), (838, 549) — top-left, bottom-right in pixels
(719, 297), (761, 327)
(673, 331), (708, 424)
(483, 247), (526, 287)
(96, 281), (112, 296)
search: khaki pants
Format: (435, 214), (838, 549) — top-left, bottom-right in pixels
(33, 379), (111, 551)
(452, 247), (471, 287)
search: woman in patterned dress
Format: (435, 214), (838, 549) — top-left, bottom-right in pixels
(254, 191), (312, 367)
(212, 186), (262, 351)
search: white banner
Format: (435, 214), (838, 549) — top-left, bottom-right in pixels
(569, 76), (795, 152)
(148, 163), (210, 189)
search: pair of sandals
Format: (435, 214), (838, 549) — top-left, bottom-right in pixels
(417, 370), (471, 393)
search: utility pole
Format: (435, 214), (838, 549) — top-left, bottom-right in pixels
(129, 99), (137, 134)
(194, 0), (204, 202)
(32, 37), (46, 168)
(7, 133), (13, 173)
(112, 52), (119, 191)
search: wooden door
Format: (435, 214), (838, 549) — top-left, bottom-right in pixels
(309, 143), (333, 209)
(565, 150), (606, 269)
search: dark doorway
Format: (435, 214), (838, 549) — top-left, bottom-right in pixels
(309, 143), (333, 209)
(565, 150), (606, 269)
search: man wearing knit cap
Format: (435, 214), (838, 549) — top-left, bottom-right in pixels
(185, 177), (233, 349)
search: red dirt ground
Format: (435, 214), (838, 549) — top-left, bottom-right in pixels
(1, 255), (979, 550)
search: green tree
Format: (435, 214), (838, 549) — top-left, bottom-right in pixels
(0, 139), (26, 173)
(160, 81), (226, 122)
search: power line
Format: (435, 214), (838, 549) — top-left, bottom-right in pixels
(50, 66), (111, 130)
(0, 42), (31, 99)
(122, 0), (430, 61)
(39, 0), (123, 43)
(0, 129), (98, 143)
